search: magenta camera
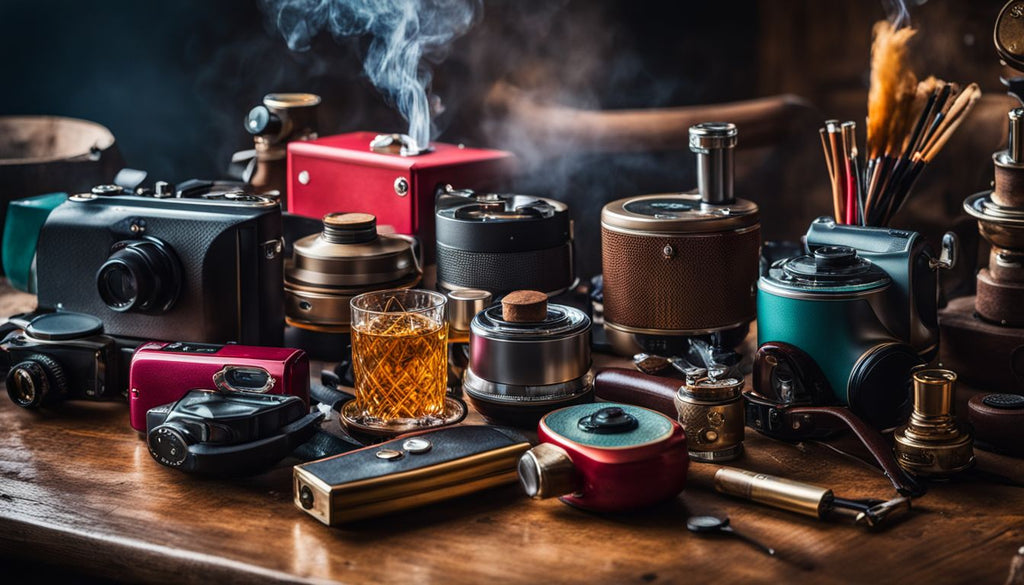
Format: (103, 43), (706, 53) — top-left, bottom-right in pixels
(128, 341), (310, 432)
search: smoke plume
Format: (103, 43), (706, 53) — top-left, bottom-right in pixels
(259, 0), (482, 149)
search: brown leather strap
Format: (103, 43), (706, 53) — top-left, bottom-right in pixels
(594, 368), (680, 417)
(789, 406), (926, 497)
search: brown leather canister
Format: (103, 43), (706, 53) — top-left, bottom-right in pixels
(601, 193), (760, 337)
(967, 393), (1024, 458)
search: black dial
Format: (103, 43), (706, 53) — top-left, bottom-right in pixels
(148, 425), (192, 468)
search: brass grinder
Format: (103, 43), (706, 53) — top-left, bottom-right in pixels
(284, 212), (421, 332)
(893, 369), (975, 478)
(940, 108), (1024, 390)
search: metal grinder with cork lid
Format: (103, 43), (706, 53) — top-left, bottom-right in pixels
(600, 122), (761, 356)
(464, 290), (593, 427)
(284, 212), (421, 333)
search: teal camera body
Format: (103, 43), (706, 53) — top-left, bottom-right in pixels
(2, 192), (68, 292)
(756, 246), (923, 429)
(803, 216), (955, 358)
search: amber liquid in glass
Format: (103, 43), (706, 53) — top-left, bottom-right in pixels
(352, 312), (449, 422)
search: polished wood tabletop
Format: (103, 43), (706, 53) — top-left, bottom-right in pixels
(0, 287), (1021, 584)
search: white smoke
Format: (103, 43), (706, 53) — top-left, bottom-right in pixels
(260, 0), (482, 148)
(883, 0), (913, 29)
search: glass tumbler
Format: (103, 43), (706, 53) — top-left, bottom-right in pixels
(350, 289), (448, 424)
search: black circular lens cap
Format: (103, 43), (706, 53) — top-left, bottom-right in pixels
(25, 312), (104, 341)
(982, 393), (1024, 410)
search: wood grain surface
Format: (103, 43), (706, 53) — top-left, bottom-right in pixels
(0, 296), (1022, 584)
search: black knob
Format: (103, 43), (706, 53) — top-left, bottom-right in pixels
(578, 406), (639, 434)
(813, 246), (857, 270)
(245, 106), (283, 136)
(148, 424), (192, 468)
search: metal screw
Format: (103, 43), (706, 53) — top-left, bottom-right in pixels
(298, 170), (310, 185)
(662, 244), (675, 259)
(394, 177), (409, 197)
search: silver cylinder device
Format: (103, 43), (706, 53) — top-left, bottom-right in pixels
(689, 122), (738, 205)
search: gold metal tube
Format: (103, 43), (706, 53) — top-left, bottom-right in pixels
(912, 369), (955, 419)
(713, 467), (829, 518)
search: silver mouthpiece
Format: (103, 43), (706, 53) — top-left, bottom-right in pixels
(689, 122), (738, 205)
(1009, 108), (1024, 164)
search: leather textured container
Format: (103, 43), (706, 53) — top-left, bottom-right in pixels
(599, 122), (761, 356)
(968, 393), (1024, 458)
(601, 202), (760, 334)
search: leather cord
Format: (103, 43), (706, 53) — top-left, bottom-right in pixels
(594, 367), (927, 498)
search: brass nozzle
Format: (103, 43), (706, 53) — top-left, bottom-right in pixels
(893, 368), (974, 478)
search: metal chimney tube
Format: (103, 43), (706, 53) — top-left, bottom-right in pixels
(689, 122), (738, 205)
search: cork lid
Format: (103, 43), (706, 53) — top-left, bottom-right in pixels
(502, 290), (548, 322)
(471, 290), (589, 341)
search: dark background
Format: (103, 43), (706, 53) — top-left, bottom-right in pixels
(0, 0), (1012, 281)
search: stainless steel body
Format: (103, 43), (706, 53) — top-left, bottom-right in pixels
(463, 299), (593, 425)
(468, 304), (591, 387)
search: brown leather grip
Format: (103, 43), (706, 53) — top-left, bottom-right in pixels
(789, 406), (926, 497)
(594, 368), (681, 418)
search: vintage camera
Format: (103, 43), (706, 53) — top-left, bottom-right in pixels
(293, 425), (530, 525)
(238, 93), (321, 200)
(804, 216), (956, 358)
(600, 123), (761, 356)
(0, 311), (134, 409)
(287, 132), (515, 263)
(518, 403), (689, 512)
(146, 389), (322, 475)
(756, 246), (925, 430)
(435, 189), (575, 297)
(36, 180), (284, 346)
(128, 341), (310, 432)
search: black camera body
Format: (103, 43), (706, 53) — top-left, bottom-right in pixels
(36, 180), (284, 346)
(146, 389), (322, 475)
(0, 312), (134, 408)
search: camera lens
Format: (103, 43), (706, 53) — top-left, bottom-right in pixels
(97, 238), (182, 314)
(5, 354), (67, 409)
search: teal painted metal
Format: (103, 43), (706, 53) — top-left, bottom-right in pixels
(757, 291), (876, 405)
(544, 403), (673, 448)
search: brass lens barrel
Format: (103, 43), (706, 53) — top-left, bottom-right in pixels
(912, 369), (956, 419)
(714, 467), (829, 518)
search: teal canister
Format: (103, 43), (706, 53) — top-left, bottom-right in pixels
(757, 246), (922, 429)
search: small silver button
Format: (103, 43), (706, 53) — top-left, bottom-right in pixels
(375, 448), (403, 461)
(402, 438), (432, 454)
(298, 170), (310, 185)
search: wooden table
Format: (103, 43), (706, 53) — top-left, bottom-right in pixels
(0, 286), (1022, 584)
